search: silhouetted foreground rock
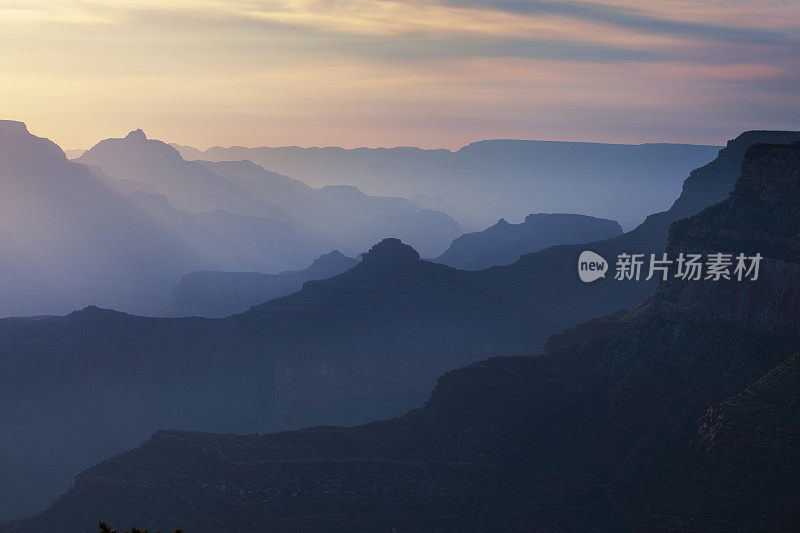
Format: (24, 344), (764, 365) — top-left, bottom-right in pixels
(0, 131), (794, 523)
(6, 142), (800, 531)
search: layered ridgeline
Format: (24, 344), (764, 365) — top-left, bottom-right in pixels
(77, 131), (461, 259)
(434, 213), (622, 269)
(158, 250), (359, 318)
(156, 132), (789, 318)
(0, 121), (326, 316)
(509, 130), (800, 304)
(13, 141), (800, 532)
(162, 214), (621, 318)
(0, 121), (205, 316)
(0, 235), (643, 522)
(0, 122), (461, 316)
(174, 140), (721, 230)
(0, 131), (791, 522)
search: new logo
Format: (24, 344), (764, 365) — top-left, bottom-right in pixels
(578, 250), (608, 283)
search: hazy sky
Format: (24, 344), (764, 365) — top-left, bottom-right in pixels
(2, 0), (798, 149)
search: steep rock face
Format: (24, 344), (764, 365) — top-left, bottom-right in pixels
(0, 132), (782, 522)
(11, 140), (800, 531)
(613, 130), (800, 250)
(481, 131), (800, 337)
(649, 258), (800, 332)
(158, 251), (359, 318)
(650, 142), (800, 331)
(669, 131), (800, 218)
(668, 141), (800, 261)
(435, 213), (622, 270)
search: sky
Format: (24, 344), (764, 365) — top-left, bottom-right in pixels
(1, 0), (799, 150)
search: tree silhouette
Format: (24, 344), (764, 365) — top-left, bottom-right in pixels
(98, 520), (182, 533)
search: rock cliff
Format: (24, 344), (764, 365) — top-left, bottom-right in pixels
(7, 141), (800, 531)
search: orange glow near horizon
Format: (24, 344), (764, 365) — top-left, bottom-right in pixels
(1, 0), (798, 150)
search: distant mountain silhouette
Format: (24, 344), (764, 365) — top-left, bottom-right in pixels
(0, 121), (205, 316)
(435, 213), (622, 269)
(0, 131), (781, 522)
(79, 129), (290, 218)
(159, 250), (359, 318)
(80, 131), (462, 258)
(173, 140), (721, 230)
(506, 130), (800, 304)
(14, 140), (800, 532)
(0, 122), (330, 316)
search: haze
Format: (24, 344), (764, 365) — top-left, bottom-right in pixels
(2, 0), (799, 150)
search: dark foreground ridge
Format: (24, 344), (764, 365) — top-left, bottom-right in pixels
(0, 130), (796, 523)
(6, 141), (800, 531)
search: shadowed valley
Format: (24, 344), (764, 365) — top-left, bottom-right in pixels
(0, 130), (796, 523)
(10, 140), (800, 532)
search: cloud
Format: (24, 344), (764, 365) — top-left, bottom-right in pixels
(438, 0), (800, 45)
(0, 0), (797, 149)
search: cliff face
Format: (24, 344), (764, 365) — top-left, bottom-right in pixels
(434, 212), (622, 270)
(0, 131), (793, 527)
(670, 131), (800, 218)
(8, 141), (800, 532)
(669, 141), (800, 260)
(492, 131), (800, 339)
(614, 130), (800, 250)
(648, 258), (800, 332)
(648, 142), (800, 331)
